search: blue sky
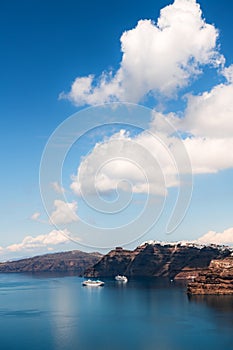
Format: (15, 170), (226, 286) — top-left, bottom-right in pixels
(1, 0), (233, 260)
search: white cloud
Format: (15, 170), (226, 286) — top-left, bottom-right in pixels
(30, 212), (41, 221)
(60, 0), (223, 106)
(51, 181), (65, 194)
(222, 64), (233, 83)
(6, 229), (70, 252)
(70, 128), (180, 197)
(197, 227), (233, 245)
(61, 0), (233, 200)
(160, 65), (233, 174)
(49, 199), (79, 225)
(183, 136), (233, 174)
(174, 70), (233, 138)
(70, 101), (233, 196)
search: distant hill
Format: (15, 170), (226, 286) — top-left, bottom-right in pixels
(0, 250), (102, 276)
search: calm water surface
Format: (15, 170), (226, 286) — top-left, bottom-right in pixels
(0, 273), (233, 350)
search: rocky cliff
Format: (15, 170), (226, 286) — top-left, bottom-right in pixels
(0, 250), (102, 275)
(187, 257), (233, 295)
(84, 242), (231, 278)
(1, 242), (232, 283)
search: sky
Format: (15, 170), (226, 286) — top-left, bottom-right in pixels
(1, 0), (233, 260)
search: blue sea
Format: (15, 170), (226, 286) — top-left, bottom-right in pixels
(0, 273), (233, 350)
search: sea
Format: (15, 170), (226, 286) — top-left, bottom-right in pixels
(0, 273), (233, 350)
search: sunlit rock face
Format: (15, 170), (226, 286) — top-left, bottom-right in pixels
(188, 257), (233, 295)
(84, 242), (231, 278)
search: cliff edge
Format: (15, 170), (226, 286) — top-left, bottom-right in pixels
(84, 242), (231, 278)
(187, 257), (233, 295)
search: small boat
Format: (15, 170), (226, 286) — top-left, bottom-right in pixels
(115, 275), (128, 282)
(82, 279), (104, 287)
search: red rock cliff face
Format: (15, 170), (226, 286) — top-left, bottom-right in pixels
(84, 247), (141, 277)
(187, 257), (233, 295)
(84, 243), (231, 278)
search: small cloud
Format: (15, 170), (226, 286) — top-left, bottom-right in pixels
(6, 229), (70, 253)
(222, 64), (233, 83)
(30, 212), (48, 225)
(30, 212), (41, 221)
(51, 181), (65, 194)
(197, 227), (233, 245)
(50, 199), (79, 225)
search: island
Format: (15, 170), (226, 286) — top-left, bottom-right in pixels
(1, 241), (233, 295)
(0, 250), (102, 276)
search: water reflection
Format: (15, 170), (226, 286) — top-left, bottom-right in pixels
(188, 294), (233, 313)
(0, 274), (233, 350)
(188, 294), (233, 330)
(49, 278), (80, 349)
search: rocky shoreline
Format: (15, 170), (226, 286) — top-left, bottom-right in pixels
(187, 257), (233, 295)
